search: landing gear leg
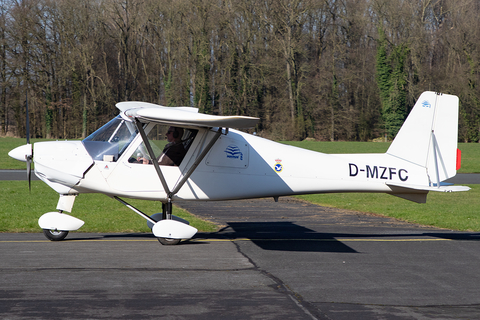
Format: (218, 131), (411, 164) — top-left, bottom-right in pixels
(113, 196), (195, 246)
(158, 200), (180, 245)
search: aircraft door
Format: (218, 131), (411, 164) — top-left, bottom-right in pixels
(106, 123), (197, 194)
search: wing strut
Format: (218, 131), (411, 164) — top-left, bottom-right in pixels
(113, 196), (157, 225)
(135, 119), (171, 196)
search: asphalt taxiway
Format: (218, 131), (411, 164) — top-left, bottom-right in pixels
(2, 196), (480, 319)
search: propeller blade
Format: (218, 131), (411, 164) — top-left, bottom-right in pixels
(26, 92), (32, 190)
(26, 92), (30, 145)
(26, 155), (32, 191)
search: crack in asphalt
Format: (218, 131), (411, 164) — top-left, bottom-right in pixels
(231, 239), (332, 320)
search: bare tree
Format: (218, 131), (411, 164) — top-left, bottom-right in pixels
(1, 0), (479, 142)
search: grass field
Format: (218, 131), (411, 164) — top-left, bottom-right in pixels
(2, 137), (479, 232)
(0, 181), (217, 233)
(296, 186), (480, 231)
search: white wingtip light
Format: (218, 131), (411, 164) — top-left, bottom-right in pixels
(8, 144), (32, 162)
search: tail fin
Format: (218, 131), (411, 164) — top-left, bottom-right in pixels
(386, 91), (459, 185)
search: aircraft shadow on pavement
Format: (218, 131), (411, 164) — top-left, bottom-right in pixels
(195, 222), (480, 252)
(61, 233), (157, 241)
(197, 221), (358, 253)
(423, 232), (480, 241)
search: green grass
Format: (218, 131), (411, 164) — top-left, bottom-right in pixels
(280, 140), (391, 154)
(456, 143), (480, 173)
(0, 181), (217, 233)
(296, 185), (480, 231)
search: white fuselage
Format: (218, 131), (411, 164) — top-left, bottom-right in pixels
(34, 127), (428, 202)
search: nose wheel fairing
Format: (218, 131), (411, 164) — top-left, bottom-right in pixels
(38, 211), (85, 242)
(38, 211), (85, 231)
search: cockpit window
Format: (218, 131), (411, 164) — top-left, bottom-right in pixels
(129, 124), (197, 166)
(82, 115), (137, 161)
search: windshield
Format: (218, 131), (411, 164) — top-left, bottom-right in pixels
(82, 115), (137, 161)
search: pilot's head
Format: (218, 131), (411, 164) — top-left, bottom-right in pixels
(166, 126), (183, 142)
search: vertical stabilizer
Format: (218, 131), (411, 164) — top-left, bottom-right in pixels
(386, 92), (459, 184)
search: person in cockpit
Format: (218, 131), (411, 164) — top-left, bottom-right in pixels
(158, 126), (187, 166)
(136, 126), (186, 166)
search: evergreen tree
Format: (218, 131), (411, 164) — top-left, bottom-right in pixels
(375, 27), (409, 139)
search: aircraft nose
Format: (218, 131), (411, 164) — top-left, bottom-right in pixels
(33, 141), (94, 188)
(8, 144), (32, 162)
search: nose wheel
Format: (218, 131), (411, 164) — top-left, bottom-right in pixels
(43, 229), (69, 241)
(157, 237), (181, 245)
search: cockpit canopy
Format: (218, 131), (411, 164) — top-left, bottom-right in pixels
(82, 115), (137, 161)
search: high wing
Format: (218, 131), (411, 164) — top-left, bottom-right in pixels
(117, 101), (259, 128)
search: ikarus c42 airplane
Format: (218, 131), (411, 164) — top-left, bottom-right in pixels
(9, 91), (469, 244)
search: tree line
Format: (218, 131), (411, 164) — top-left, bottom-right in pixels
(1, 0), (479, 142)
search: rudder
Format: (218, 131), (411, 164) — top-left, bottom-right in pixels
(386, 91), (459, 184)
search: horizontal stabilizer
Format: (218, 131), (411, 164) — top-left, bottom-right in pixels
(387, 182), (470, 193)
(387, 182), (469, 203)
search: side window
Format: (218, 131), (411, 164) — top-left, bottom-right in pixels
(129, 124), (197, 166)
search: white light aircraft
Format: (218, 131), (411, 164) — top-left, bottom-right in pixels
(9, 91), (469, 244)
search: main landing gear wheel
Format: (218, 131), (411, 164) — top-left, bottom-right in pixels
(157, 237), (181, 245)
(43, 229), (69, 241)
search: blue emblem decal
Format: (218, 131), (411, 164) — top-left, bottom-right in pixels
(274, 163), (283, 172)
(224, 145), (243, 160)
(421, 100), (431, 108)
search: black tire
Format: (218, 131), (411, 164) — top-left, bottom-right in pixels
(43, 229), (69, 241)
(157, 237), (181, 245)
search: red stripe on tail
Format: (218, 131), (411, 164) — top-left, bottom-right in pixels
(456, 148), (462, 171)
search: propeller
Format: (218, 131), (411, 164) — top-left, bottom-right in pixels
(8, 85), (33, 190)
(26, 150), (32, 190)
(25, 93), (32, 190)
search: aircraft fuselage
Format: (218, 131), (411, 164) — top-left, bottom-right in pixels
(33, 126), (428, 202)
